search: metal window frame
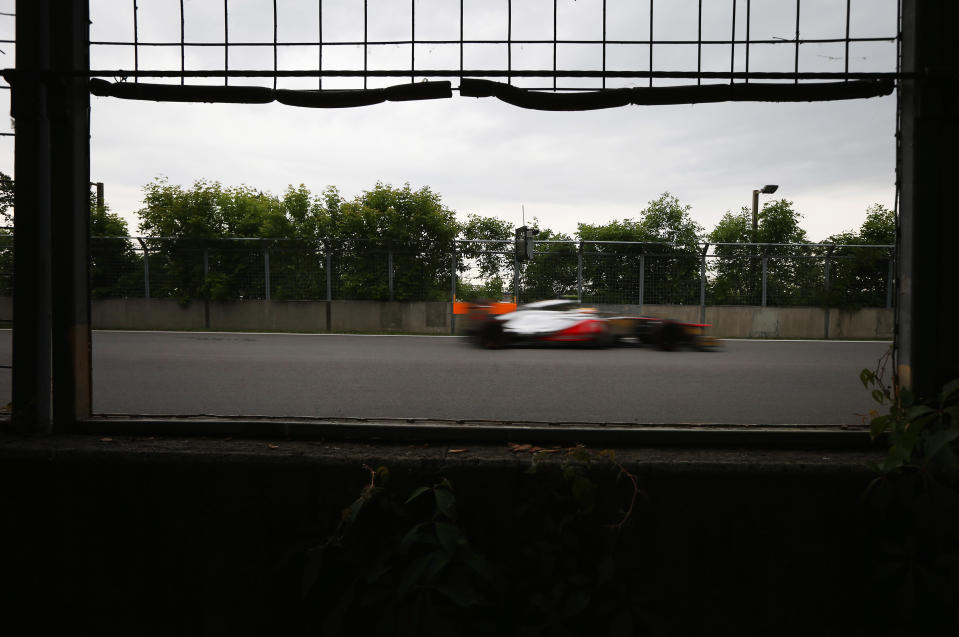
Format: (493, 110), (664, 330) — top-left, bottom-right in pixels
(7, 0), (956, 442)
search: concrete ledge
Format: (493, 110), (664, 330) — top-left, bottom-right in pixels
(92, 298), (206, 330)
(0, 432), (886, 636)
(20, 296), (892, 339)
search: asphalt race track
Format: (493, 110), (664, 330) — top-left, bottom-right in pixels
(37, 330), (896, 425)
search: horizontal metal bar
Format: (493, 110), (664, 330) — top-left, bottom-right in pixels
(75, 416), (879, 449)
(81, 69), (907, 81)
(90, 36), (897, 48)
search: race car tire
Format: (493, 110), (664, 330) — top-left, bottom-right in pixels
(658, 321), (682, 351)
(478, 321), (508, 349)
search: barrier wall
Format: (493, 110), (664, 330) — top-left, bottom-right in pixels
(44, 297), (892, 339)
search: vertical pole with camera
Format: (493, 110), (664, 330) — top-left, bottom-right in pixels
(514, 225), (539, 304)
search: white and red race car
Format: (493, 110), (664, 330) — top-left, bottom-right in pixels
(467, 299), (719, 350)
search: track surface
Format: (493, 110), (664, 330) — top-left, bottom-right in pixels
(67, 331), (890, 424)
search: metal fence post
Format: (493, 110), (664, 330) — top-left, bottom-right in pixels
(388, 243), (394, 301)
(700, 243), (709, 324)
(761, 256), (768, 307)
(577, 241), (583, 303)
(638, 254), (645, 309)
(137, 237), (150, 299)
(450, 246), (457, 334)
(263, 246), (271, 301)
(325, 246), (332, 301)
(886, 255), (895, 309)
(824, 246), (834, 339)
(513, 254), (520, 303)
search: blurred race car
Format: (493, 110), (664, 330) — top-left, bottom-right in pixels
(466, 299), (719, 350)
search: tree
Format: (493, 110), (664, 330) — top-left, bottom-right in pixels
(577, 193), (704, 305)
(325, 182), (460, 301)
(520, 223), (577, 302)
(0, 172), (12, 294)
(709, 199), (818, 306)
(90, 192), (142, 298)
(457, 213), (514, 301)
(823, 204), (896, 308)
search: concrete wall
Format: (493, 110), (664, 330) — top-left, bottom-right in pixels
(0, 435), (904, 636)
(9, 297), (889, 339)
(597, 303), (893, 339)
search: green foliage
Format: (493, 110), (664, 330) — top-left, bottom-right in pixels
(0, 171), (14, 224)
(578, 192), (704, 304)
(823, 204), (896, 310)
(709, 199), (820, 305)
(90, 193), (142, 298)
(521, 222), (577, 302)
(859, 359), (959, 631)
(292, 449), (654, 637)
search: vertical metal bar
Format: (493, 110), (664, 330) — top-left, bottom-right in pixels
(51, 0), (92, 427)
(761, 256), (768, 306)
(745, 0), (751, 83)
(363, 0), (368, 90)
(137, 238), (150, 298)
(264, 247), (271, 301)
(460, 0), (464, 83)
(886, 255), (894, 309)
(577, 242), (583, 303)
(700, 244), (708, 324)
(824, 249), (832, 339)
(601, 0), (606, 90)
(639, 254), (645, 308)
(844, 0), (851, 80)
(223, 0), (229, 86)
(794, 0), (800, 84)
(12, 0), (53, 431)
(450, 247), (457, 334)
(730, 0), (736, 84)
(133, 0), (139, 83)
(513, 254), (519, 304)
(318, 0), (323, 90)
(325, 249), (332, 301)
(179, 0), (185, 85)
(648, 0), (653, 87)
(273, 0), (278, 91)
(411, 0), (415, 83)
(388, 244), (394, 301)
(552, 0), (557, 91)
(697, 0), (702, 85)
(507, 0), (512, 85)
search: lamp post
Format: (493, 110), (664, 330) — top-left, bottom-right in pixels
(751, 184), (778, 241)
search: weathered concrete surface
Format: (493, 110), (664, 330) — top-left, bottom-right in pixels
(24, 296), (891, 339)
(209, 300), (328, 332)
(93, 298), (206, 330)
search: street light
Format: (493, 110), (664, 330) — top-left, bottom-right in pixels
(751, 184), (778, 240)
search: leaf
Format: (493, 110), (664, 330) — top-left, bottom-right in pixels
(607, 610), (634, 637)
(563, 590), (591, 617)
(871, 389), (886, 404)
(405, 486), (432, 505)
(400, 522), (432, 553)
(860, 368), (874, 388)
(426, 582), (484, 608)
(434, 521), (466, 555)
(448, 448), (467, 454)
(940, 377), (959, 403)
(434, 486), (457, 521)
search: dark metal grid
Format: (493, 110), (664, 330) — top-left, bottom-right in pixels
(88, 0), (902, 91)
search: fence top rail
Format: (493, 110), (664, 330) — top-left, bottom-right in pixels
(89, 235), (895, 251)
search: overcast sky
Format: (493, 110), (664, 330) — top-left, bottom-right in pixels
(1, 0), (900, 241)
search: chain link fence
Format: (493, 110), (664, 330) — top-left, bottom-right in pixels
(26, 236), (896, 310)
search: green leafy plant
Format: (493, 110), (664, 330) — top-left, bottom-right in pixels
(859, 354), (959, 632)
(860, 353), (959, 477)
